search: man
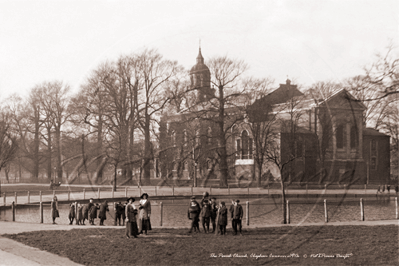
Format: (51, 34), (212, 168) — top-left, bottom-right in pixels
(187, 196), (201, 233)
(231, 199), (243, 235)
(209, 197), (218, 233)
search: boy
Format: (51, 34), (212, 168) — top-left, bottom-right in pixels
(188, 196), (201, 233)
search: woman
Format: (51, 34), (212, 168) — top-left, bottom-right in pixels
(51, 196), (59, 224)
(138, 193), (152, 235)
(98, 200), (109, 226)
(125, 197), (138, 238)
(218, 201), (228, 235)
(89, 203), (99, 225)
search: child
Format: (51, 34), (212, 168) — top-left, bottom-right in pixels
(77, 203), (83, 225)
(188, 196), (201, 233)
(68, 203), (76, 225)
(218, 201), (227, 235)
(199, 199), (211, 233)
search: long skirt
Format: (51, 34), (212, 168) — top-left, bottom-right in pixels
(138, 218), (152, 232)
(126, 221), (138, 237)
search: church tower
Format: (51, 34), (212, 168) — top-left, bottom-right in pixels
(189, 48), (215, 103)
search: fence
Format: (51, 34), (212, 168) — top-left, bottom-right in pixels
(2, 197), (398, 227)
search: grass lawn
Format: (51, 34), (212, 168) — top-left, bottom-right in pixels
(3, 225), (398, 265)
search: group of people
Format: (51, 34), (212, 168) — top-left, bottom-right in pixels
(50, 191), (243, 237)
(188, 192), (243, 236)
(124, 193), (152, 239)
(376, 184), (399, 194)
(51, 196), (109, 226)
(51, 193), (151, 233)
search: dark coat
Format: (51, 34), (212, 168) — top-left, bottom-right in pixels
(126, 204), (138, 221)
(218, 206), (228, 226)
(51, 201), (59, 218)
(98, 202), (109, 220)
(210, 202), (218, 219)
(200, 202), (211, 218)
(68, 204), (75, 219)
(77, 206), (83, 221)
(83, 202), (93, 220)
(231, 204), (243, 220)
(89, 204), (98, 219)
(188, 200), (201, 219)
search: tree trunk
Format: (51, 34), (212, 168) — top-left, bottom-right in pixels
(55, 128), (62, 182)
(33, 107), (40, 182)
(46, 128), (52, 181)
(218, 85), (228, 187)
(143, 114), (151, 184)
(257, 159), (263, 187)
(281, 178), (287, 224)
(97, 116), (103, 181)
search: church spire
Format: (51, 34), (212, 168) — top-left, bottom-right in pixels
(196, 40), (204, 64)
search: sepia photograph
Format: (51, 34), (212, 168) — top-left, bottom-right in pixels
(0, 0), (398, 265)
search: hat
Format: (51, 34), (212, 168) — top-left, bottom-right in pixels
(203, 192), (209, 197)
(221, 201), (225, 205)
(190, 196), (196, 200)
(235, 199), (240, 203)
(140, 193), (149, 199)
(127, 197), (135, 202)
(203, 199), (209, 203)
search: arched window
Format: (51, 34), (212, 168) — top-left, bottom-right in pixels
(183, 130), (188, 146)
(336, 124), (345, 149)
(241, 130), (253, 159)
(195, 130), (200, 146)
(350, 125), (358, 149)
(171, 131), (176, 146)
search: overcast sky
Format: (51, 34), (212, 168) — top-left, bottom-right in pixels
(0, 0), (398, 100)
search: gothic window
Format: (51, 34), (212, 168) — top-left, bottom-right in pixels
(183, 130), (188, 146)
(350, 125), (358, 149)
(241, 130), (253, 159)
(195, 130), (200, 146)
(236, 139), (241, 158)
(336, 124), (345, 149)
(171, 131), (176, 146)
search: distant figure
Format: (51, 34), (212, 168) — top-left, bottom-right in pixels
(387, 185), (391, 193)
(138, 193), (152, 235)
(231, 199), (243, 236)
(77, 204), (83, 225)
(98, 200), (109, 226)
(82, 198), (94, 225)
(395, 185), (399, 194)
(377, 185), (381, 194)
(199, 199), (211, 233)
(114, 202), (126, 226)
(49, 181), (61, 190)
(51, 196), (59, 224)
(68, 203), (76, 225)
(188, 196), (201, 233)
(218, 201), (228, 235)
(125, 197), (138, 238)
(210, 197), (218, 233)
(89, 203), (99, 225)
(382, 185), (385, 193)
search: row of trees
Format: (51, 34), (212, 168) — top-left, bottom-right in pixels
(0, 46), (397, 190)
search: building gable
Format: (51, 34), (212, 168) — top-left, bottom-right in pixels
(319, 89), (366, 110)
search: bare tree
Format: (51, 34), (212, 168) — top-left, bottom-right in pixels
(196, 55), (249, 187)
(264, 95), (307, 224)
(0, 110), (18, 178)
(135, 49), (182, 184)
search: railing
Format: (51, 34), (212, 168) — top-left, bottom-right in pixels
(1, 184), (397, 207)
(4, 197), (399, 225)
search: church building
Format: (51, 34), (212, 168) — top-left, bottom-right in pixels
(158, 48), (390, 185)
